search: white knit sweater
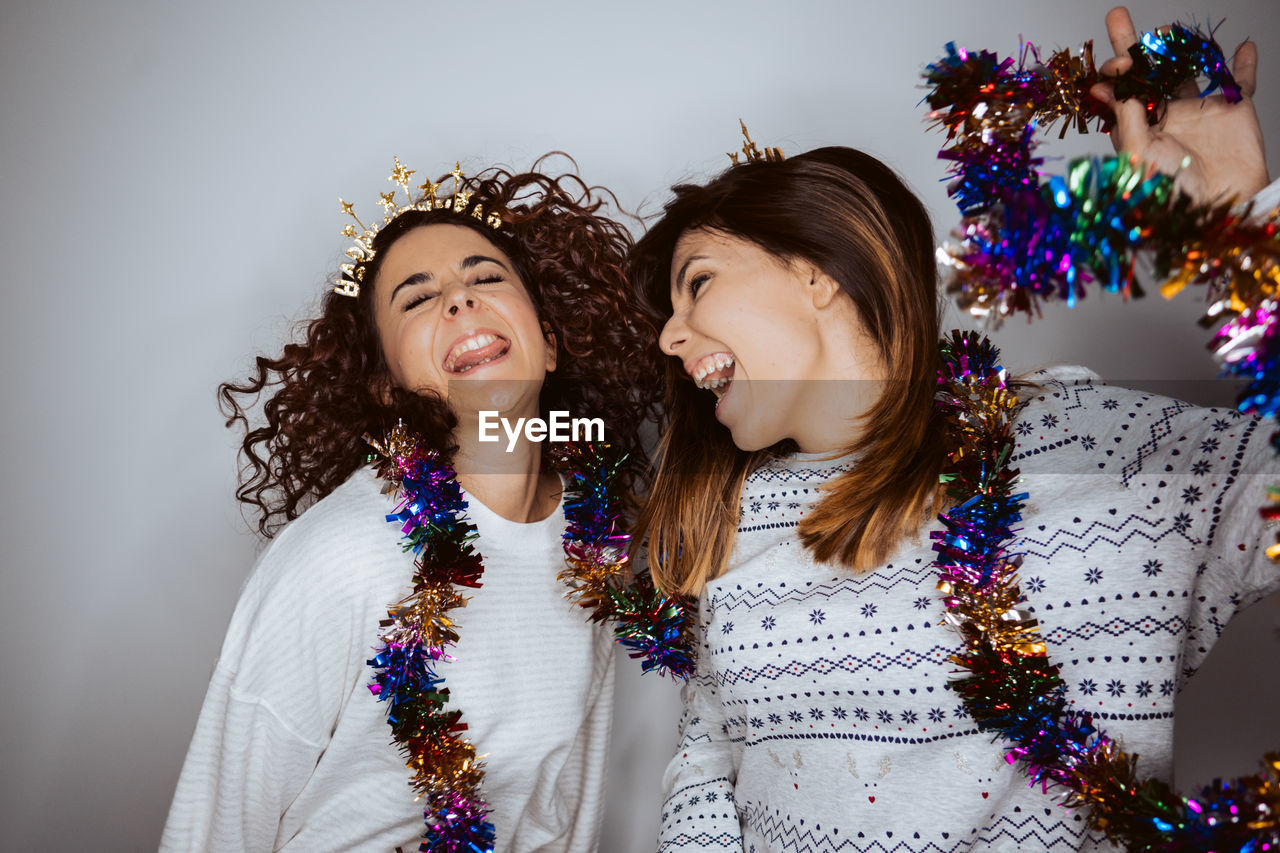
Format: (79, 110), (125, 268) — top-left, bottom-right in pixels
(161, 466), (613, 853)
(658, 370), (1277, 853)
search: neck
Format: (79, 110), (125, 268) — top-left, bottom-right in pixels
(451, 410), (560, 523)
(792, 388), (879, 454)
(792, 302), (888, 454)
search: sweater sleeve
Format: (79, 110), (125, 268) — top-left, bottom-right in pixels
(158, 487), (389, 852)
(1171, 406), (1279, 681)
(657, 598), (745, 853)
(1248, 176), (1280, 217)
(159, 665), (325, 852)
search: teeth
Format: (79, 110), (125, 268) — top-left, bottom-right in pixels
(454, 333), (497, 357)
(446, 333), (501, 371)
(692, 354), (735, 389)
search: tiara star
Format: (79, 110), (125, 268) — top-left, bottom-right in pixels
(390, 157), (416, 189)
(728, 119), (784, 165)
(333, 158), (503, 298)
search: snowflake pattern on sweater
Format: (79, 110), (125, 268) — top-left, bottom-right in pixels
(658, 370), (1278, 853)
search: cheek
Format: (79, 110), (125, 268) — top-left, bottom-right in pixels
(388, 317), (443, 383)
(502, 298), (546, 354)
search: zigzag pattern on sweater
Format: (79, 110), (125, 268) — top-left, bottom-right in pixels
(739, 800), (1100, 852)
(676, 730), (719, 749)
(1040, 614), (1189, 644)
(709, 565), (935, 613)
(1119, 398), (1195, 485)
(657, 829), (743, 850)
(1016, 512), (1187, 558)
(713, 646), (958, 686)
(739, 519), (803, 535)
(746, 464), (855, 487)
(1039, 375), (1100, 419)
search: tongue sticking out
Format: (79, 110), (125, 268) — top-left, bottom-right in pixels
(450, 337), (510, 373)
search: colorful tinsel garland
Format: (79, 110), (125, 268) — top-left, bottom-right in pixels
(923, 22), (1280, 560)
(933, 330), (1280, 851)
(364, 423), (693, 852)
(549, 442), (697, 678)
(923, 25), (1279, 415)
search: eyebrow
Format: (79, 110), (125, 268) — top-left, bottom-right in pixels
(673, 254), (709, 294)
(388, 254), (512, 305)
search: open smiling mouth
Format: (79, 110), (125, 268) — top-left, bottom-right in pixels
(692, 354), (735, 402)
(444, 332), (511, 374)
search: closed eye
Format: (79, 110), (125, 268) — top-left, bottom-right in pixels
(403, 290), (438, 311)
(688, 272), (710, 297)
(404, 275), (503, 310)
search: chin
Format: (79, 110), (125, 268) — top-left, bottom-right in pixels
(716, 393), (784, 452)
(723, 419), (782, 453)
(449, 376), (543, 416)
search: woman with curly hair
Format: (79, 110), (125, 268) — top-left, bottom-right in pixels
(160, 159), (662, 852)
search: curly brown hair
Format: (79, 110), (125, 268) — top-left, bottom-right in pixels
(221, 158), (664, 537)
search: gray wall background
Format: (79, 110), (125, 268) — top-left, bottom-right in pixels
(2, 1), (1277, 850)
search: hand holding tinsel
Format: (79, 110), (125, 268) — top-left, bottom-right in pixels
(924, 18), (1243, 170)
(925, 17), (1280, 560)
(934, 333), (1280, 851)
(1091, 7), (1269, 206)
(550, 442), (696, 680)
(925, 22), (1280, 423)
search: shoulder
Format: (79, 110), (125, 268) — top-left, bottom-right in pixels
(208, 466), (412, 737)
(1011, 366), (1268, 492)
(226, 467), (408, 651)
(253, 466), (400, 588)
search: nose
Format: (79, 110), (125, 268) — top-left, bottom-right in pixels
(658, 310), (688, 356)
(442, 282), (475, 317)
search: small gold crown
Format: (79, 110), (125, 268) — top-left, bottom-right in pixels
(727, 119), (784, 165)
(334, 158), (502, 298)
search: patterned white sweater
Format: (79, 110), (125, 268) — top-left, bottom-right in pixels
(658, 369), (1278, 853)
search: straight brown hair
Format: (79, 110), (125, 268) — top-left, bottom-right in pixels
(629, 147), (947, 598)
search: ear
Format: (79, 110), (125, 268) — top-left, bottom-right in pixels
(542, 320), (558, 373)
(371, 372), (397, 407)
(805, 266), (843, 310)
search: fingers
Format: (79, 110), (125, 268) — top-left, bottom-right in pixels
(1094, 13), (1145, 153)
(1089, 77), (1148, 154)
(1089, 82), (1117, 109)
(1105, 6), (1139, 58)
(1233, 39), (1258, 98)
(1174, 78), (1201, 100)
(1112, 97), (1152, 154)
(1098, 54), (1133, 78)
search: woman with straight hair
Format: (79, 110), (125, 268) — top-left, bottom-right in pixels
(161, 158), (663, 852)
(629, 10), (1279, 851)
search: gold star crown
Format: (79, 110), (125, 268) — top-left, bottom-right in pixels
(334, 158), (502, 298)
(727, 119), (784, 165)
